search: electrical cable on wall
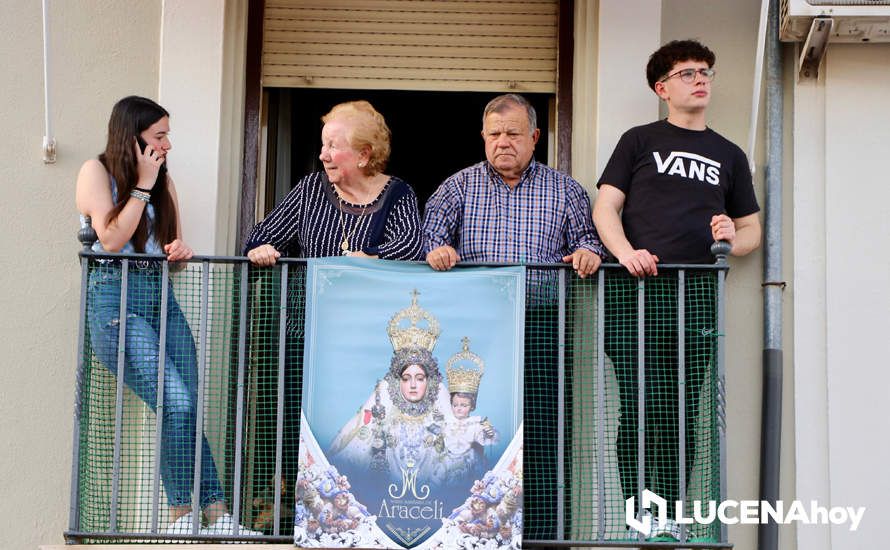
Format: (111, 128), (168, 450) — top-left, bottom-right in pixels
(42, 0), (56, 164)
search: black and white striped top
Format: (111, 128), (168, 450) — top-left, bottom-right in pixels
(244, 171), (424, 260)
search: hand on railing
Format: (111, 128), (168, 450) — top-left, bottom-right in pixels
(247, 244), (282, 266)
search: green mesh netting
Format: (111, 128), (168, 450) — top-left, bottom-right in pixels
(77, 260), (303, 541)
(590, 269), (719, 543)
(75, 260), (723, 546)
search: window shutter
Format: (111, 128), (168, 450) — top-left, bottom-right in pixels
(263, 0), (558, 93)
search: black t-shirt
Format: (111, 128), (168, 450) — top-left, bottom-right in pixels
(597, 120), (760, 264)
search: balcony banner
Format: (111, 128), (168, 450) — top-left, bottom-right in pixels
(294, 258), (525, 549)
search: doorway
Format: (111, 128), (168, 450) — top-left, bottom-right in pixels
(261, 88), (553, 217)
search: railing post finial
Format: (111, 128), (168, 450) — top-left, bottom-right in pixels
(711, 240), (732, 266)
(79, 216), (98, 251)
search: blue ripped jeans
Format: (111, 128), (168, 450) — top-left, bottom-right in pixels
(87, 264), (224, 509)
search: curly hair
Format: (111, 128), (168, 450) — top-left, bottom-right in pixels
(321, 100), (391, 175)
(646, 39), (716, 91)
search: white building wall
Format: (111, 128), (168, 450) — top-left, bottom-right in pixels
(794, 43), (890, 550)
(572, 0), (663, 192)
(158, 0), (243, 256)
(158, 0), (226, 255)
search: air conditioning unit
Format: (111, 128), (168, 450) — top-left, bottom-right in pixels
(780, 0), (890, 41)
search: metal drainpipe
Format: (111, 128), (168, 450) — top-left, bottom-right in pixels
(758, 1), (784, 550)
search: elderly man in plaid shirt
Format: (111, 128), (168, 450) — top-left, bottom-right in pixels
(423, 93), (605, 275)
(422, 93), (606, 540)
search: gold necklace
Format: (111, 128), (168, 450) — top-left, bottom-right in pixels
(335, 183), (375, 255)
(337, 199), (368, 254)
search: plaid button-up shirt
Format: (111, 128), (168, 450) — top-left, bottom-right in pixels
(423, 160), (606, 264)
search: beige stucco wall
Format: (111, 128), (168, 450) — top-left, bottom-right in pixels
(0, 1), (162, 548)
(157, 0), (246, 256)
(793, 43), (890, 550)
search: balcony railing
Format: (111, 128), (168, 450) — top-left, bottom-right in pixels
(68, 231), (732, 548)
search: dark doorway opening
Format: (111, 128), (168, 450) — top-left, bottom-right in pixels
(263, 88), (553, 217)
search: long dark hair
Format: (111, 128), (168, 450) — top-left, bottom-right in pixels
(98, 96), (177, 252)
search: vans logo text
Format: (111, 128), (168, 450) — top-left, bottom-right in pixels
(653, 151), (721, 185)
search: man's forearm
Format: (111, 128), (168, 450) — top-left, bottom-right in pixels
(729, 214), (762, 256)
(730, 225), (761, 256)
(592, 204), (633, 260)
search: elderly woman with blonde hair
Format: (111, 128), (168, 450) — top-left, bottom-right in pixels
(245, 100), (423, 261)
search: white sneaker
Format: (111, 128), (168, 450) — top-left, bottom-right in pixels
(201, 513), (263, 538)
(650, 517), (681, 540)
(161, 512), (194, 544)
(163, 511), (198, 540)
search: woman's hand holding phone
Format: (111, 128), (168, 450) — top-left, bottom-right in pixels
(134, 137), (164, 190)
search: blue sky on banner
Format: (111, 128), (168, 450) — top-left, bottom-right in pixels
(302, 257), (525, 458)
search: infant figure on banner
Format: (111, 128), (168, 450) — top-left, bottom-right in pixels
(437, 337), (499, 488)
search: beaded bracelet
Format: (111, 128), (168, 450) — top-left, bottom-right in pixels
(130, 189), (151, 203)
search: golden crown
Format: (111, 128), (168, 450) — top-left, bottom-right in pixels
(445, 337), (485, 394)
(387, 289), (441, 352)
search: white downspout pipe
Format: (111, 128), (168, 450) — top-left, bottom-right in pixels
(747, 0), (771, 174)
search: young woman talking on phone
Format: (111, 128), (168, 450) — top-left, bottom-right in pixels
(75, 96), (259, 537)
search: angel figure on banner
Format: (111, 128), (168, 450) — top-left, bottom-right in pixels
(327, 290), (451, 488)
(437, 337), (499, 488)
(295, 463), (372, 540)
(444, 471), (524, 548)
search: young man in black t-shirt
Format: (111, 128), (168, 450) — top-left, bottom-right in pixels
(593, 40), (761, 541)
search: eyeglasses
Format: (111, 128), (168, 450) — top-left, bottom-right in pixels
(660, 67), (716, 84)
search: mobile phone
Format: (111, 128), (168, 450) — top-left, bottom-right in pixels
(136, 135), (167, 179)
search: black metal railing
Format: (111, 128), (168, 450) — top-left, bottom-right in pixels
(67, 227), (732, 548)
